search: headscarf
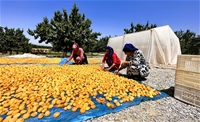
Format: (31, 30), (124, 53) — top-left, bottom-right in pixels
(122, 43), (138, 52)
(72, 43), (79, 49)
(106, 46), (114, 59)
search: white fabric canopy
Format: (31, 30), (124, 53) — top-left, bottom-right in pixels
(107, 25), (181, 66)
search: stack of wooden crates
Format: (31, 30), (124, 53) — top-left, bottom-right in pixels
(174, 55), (200, 107)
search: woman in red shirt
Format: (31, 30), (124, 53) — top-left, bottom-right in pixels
(102, 46), (121, 71)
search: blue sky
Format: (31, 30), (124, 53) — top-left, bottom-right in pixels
(0, 0), (199, 46)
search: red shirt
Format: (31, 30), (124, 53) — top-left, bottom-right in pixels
(102, 53), (121, 70)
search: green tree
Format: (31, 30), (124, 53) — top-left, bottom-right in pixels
(95, 36), (110, 53)
(28, 4), (101, 57)
(14, 28), (31, 53)
(4, 27), (16, 54)
(28, 17), (52, 45)
(84, 39), (97, 52)
(190, 37), (200, 55)
(19, 36), (32, 53)
(174, 29), (199, 54)
(124, 21), (157, 34)
(0, 26), (30, 54)
(0, 26), (6, 52)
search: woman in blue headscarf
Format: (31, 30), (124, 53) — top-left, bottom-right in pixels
(102, 46), (121, 71)
(114, 43), (150, 79)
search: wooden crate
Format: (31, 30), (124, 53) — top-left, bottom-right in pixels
(174, 55), (200, 107)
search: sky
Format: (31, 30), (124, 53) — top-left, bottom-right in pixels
(0, 0), (199, 46)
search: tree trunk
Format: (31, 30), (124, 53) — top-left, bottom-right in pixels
(9, 50), (12, 55)
(63, 51), (67, 58)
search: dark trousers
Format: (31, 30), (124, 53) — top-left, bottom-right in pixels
(82, 53), (88, 64)
(73, 53), (88, 64)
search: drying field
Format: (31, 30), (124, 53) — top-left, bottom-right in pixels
(0, 58), (163, 122)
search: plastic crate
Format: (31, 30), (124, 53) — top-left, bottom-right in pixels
(174, 55), (200, 107)
(175, 70), (200, 90)
(174, 84), (200, 107)
(176, 55), (200, 73)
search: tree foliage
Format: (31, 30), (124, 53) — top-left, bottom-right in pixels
(124, 21), (157, 34)
(0, 26), (31, 54)
(28, 4), (101, 56)
(175, 30), (199, 54)
(95, 36), (110, 53)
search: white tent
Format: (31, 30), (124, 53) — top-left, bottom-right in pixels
(107, 25), (181, 66)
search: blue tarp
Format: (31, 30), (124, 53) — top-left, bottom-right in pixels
(59, 58), (74, 65)
(21, 92), (167, 122)
(0, 58), (71, 66)
(0, 91), (168, 122)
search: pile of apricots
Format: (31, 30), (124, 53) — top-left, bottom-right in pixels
(0, 58), (101, 65)
(0, 64), (160, 122)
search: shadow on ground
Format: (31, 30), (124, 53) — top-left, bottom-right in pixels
(161, 86), (174, 97)
(118, 74), (147, 82)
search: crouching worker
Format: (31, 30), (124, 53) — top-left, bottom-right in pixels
(65, 43), (88, 65)
(102, 46), (121, 71)
(114, 43), (150, 80)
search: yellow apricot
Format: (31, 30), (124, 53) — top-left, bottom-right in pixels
(48, 104), (54, 109)
(71, 107), (78, 112)
(22, 113), (30, 120)
(31, 112), (38, 117)
(20, 110), (27, 114)
(53, 112), (60, 118)
(38, 113), (44, 119)
(91, 105), (96, 109)
(8, 117), (18, 122)
(19, 104), (25, 110)
(16, 118), (24, 122)
(80, 108), (86, 114)
(44, 110), (50, 116)
(13, 113), (21, 118)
